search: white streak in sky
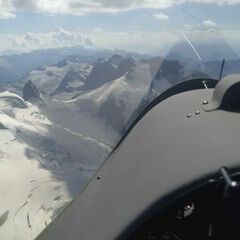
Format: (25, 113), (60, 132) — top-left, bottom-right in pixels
(181, 32), (202, 62)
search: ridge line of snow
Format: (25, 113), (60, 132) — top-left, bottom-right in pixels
(34, 122), (113, 152)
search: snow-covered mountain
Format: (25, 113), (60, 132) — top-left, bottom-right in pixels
(62, 61), (152, 134)
(79, 56), (135, 92)
(0, 91), (111, 240)
(23, 62), (93, 100)
(15, 54), (153, 141)
(0, 52), (158, 240)
(4, 30), (240, 240)
(50, 63), (92, 99)
(0, 53), (180, 240)
(0, 47), (96, 83)
(21, 55), (137, 101)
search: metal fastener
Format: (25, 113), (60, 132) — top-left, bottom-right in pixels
(187, 114), (192, 118)
(195, 111), (200, 115)
(97, 176), (102, 180)
(202, 80), (208, 89)
(203, 100), (209, 105)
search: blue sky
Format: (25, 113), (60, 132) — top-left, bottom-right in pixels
(0, 1), (240, 54)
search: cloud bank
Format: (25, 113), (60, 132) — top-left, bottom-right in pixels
(1, 0), (240, 19)
(0, 26), (179, 55)
(5, 27), (95, 51)
(154, 12), (169, 21)
(203, 20), (217, 27)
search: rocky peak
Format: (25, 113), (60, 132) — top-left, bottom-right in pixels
(107, 54), (124, 67)
(23, 80), (40, 101)
(117, 58), (135, 71)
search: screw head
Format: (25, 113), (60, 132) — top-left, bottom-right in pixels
(187, 114), (192, 118)
(195, 111), (200, 115)
(231, 181), (238, 187)
(97, 176), (102, 180)
(203, 100), (209, 105)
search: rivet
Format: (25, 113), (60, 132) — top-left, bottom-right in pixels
(195, 111), (200, 115)
(203, 100), (209, 105)
(187, 114), (192, 118)
(97, 176), (102, 180)
(231, 181), (238, 187)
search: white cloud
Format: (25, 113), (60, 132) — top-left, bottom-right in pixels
(154, 12), (169, 21)
(203, 20), (217, 27)
(1, 0), (240, 19)
(0, 0), (15, 19)
(92, 27), (105, 33)
(0, 0), (172, 18)
(0, 12), (15, 19)
(6, 27), (95, 52)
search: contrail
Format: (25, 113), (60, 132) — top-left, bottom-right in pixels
(182, 6), (203, 25)
(181, 32), (202, 62)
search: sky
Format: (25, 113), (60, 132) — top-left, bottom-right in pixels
(1, 0), (240, 55)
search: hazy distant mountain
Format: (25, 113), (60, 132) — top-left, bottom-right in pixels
(203, 59), (240, 79)
(0, 66), (19, 82)
(0, 47), (144, 85)
(0, 57), (19, 82)
(168, 33), (238, 63)
(145, 33), (240, 97)
(2, 47), (96, 79)
(0, 50), (21, 56)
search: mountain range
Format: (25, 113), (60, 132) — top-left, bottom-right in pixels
(1, 41), (240, 240)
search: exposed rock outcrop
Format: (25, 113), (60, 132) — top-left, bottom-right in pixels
(23, 80), (40, 101)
